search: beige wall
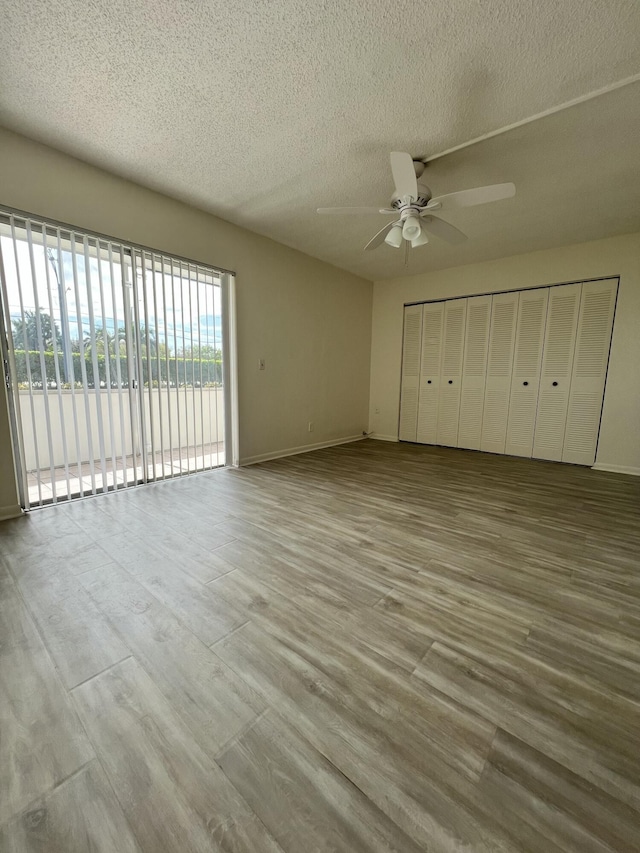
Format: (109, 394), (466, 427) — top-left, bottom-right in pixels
(0, 128), (373, 514)
(370, 232), (640, 475)
(0, 382), (19, 518)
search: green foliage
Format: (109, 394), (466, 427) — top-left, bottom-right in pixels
(12, 310), (63, 351)
(12, 350), (222, 389)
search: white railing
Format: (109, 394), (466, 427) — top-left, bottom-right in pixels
(20, 386), (224, 470)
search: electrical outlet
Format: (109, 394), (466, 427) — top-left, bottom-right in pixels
(375, 407), (380, 414)
(308, 421), (314, 432)
(258, 358), (265, 370)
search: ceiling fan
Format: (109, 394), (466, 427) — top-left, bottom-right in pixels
(317, 152), (515, 251)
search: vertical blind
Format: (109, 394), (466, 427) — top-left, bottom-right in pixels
(0, 211), (229, 509)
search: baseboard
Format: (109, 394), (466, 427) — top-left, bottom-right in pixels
(240, 434), (367, 466)
(369, 433), (399, 442)
(591, 463), (640, 476)
(0, 504), (23, 521)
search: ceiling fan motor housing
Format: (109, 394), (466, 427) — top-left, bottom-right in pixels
(392, 182), (432, 209)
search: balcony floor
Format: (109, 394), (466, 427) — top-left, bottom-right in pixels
(26, 441), (225, 504)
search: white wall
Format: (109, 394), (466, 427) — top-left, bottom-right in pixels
(0, 128), (373, 514)
(369, 232), (640, 475)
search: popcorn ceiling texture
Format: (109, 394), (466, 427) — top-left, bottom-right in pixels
(1, 0), (639, 280)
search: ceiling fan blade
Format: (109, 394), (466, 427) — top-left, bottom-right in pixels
(390, 152), (418, 202)
(420, 215), (468, 245)
(428, 182), (515, 210)
(364, 221), (398, 251)
(316, 206), (394, 215)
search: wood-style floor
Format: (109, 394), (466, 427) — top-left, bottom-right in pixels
(1, 439), (639, 852)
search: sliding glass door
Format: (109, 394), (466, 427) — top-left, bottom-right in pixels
(0, 210), (231, 509)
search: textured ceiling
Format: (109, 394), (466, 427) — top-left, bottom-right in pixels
(1, 0), (640, 280)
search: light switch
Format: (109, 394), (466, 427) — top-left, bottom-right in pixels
(258, 358), (265, 370)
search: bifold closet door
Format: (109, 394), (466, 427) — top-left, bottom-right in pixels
(436, 298), (467, 447)
(562, 278), (618, 465)
(532, 283), (581, 461)
(458, 295), (491, 450)
(505, 288), (548, 457)
(480, 291), (518, 454)
(398, 304), (423, 441)
(416, 302), (445, 443)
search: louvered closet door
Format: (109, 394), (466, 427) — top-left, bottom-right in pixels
(532, 283), (581, 461)
(458, 295), (491, 450)
(505, 288), (549, 457)
(562, 278), (618, 465)
(416, 302), (445, 443)
(436, 299), (467, 447)
(398, 304), (423, 441)
(480, 291), (518, 454)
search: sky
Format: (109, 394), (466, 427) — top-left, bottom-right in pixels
(1, 228), (223, 355)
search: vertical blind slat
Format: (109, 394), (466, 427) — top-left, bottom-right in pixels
(41, 225), (71, 498)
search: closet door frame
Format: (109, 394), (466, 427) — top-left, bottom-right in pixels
(562, 278), (619, 465)
(398, 304), (423, 442)
(400, 275), (619, 466)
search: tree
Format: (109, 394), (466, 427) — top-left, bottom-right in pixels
(12, 310), (62, 351)
(84, 326), (127, 358)
(177, 344), (221, 359)
(135, 324), (157, 356)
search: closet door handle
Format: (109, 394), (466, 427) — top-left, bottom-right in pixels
(523, 381), (529, 386)
(552, 381), (558, 387)
(448, 380), (453, 385)
(427, 380), (432, 384)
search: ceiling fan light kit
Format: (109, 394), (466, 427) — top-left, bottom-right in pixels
(317, 152), (516, 252)
(402, 214), (422, 241)
(384, 223), (404, 248)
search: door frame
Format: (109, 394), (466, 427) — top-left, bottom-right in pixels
(0, 205), (238, 509)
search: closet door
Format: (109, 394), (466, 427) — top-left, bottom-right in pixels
(532, 283), (582, 461)
(436, 298), (467, 447)
(480, 291), (518, 454)
(505, 288), (549, 457)
(416, 302), (445, 444)
(562, 278), (618, 465)
(398, 304), (423, 441)
(458, 295), (492, 450)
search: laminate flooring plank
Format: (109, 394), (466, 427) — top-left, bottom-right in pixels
(78, 562), (265, 758)
(4, 558), (130, 689)
(111, 487), (237, 552)
(1, 535), (114, 580)
(217, 709), (425, 853)
(71, 657), (282, 853)
(374, 589), (529, 652)
(0, 759), (141, 853)
(215, 536), (390, 608)
(209, 567), (432, 674)
(88, 495), (236, 582)
(246, 598), (492, 779)
(0, 569), (94, 824)
(0, 515), (49, 556)
(525, 618), (640, 703)
(477, 730), (640, 853)
(214, 621), (513, 852)
(95, 535), (247, 645)
(414, 640), (640, 810)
